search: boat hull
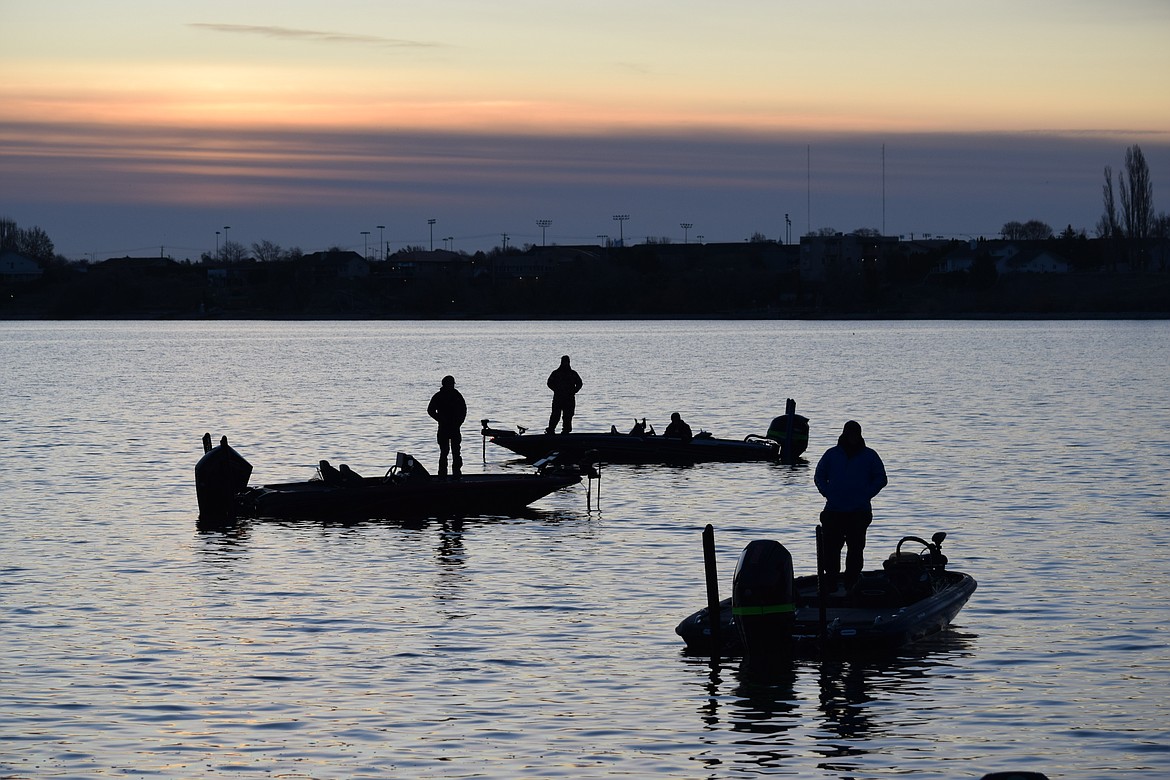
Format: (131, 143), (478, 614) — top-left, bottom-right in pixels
(676, 569), (977, 658)
(236, 472), (581, 521)
(490, 431), (792, 465)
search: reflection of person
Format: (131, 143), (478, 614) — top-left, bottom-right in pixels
(663, 412), (692, 442)
(427, 375), (467, 478)
(545, 355), (583, 434)
(813, 420), (887, 588)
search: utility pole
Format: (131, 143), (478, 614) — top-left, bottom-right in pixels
(612, 214), (629, 247)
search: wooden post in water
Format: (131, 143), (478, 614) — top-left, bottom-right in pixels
(702, 524), (722, 655)
(816, 524), (828, 640)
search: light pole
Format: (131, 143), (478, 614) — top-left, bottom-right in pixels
(377, 225), (385, 260)
(428, 218), (436, 251)
(612, 214), (629, 247)
(361, 231), (370, 258)
(785, 213), (791, 245)
(696, 235), (704, 244)
(501, 233), (509, 251)
(597, 234), (609, 247)
(536, 219), (552, 246)
(680, 222), (693, 244)
(222, 226), (231, 260)
(215, 231), (220, 258)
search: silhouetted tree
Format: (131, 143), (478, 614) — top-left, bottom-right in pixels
(0, 217), (56, 262)
(1098, 166), (1120, 238)
(219, 240), (248, 263)
(1000, 220), (1052, 240)
(251, 240), (285, 262)
(1120, 145), (1154, 241)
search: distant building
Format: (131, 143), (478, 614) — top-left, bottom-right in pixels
(301, 250), (370, 282)
(799, 233), (900, 283)
(94, 256), (180, 276)
(376, 249), (465, 281)
(940, 241), (1070, 275)
(0, 251), (42, 283)
(995, 247), (1070, 274)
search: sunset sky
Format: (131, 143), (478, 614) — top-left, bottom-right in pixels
(3, 0), (1169, 260)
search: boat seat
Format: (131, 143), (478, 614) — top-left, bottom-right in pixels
(337, 464), (365, 485)
(387, 452), (430, 483)
(318, 460), (343, 485)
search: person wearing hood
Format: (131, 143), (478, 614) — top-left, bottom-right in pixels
(545, 355), (583, 435)
(663, 412), (692, 442)
(428, 375), (467, 478)
(813, 420), (888, 588)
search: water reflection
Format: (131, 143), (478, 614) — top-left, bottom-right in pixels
(686, 629), (977, 770)
(432, 518), (469, 614)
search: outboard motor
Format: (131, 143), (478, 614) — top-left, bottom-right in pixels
(765, 398), (810, 461)
(195, 434), (253, 522)
(732, 539), (796, 658)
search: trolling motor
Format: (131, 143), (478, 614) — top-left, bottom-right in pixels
(480, 419), (525, 461)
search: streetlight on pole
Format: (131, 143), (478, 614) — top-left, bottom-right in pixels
(215, 231), (220, 259)
(612, 214), (629, 247)
(222, 226), (231, 260)
(361, 231), (370, 258)
(696, 235), (704, 244)
(680, 222), (693, 244)
(536, 219), (552, 246)
(501, 233), (509, 251)
(428, 219), (436, 251)
(377, 225), (385, 260)
(785, 213), (791, 245)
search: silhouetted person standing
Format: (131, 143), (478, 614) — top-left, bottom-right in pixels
(428, 375), (466, 478)
(663, 412), (692, 442)
(545, 355), (583, 434)
(814, 420), (887, 588)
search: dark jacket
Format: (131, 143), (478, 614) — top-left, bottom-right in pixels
(428, 387), (467, 431)
(547, 366), (583, 398)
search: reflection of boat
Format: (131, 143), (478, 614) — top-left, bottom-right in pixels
(676, 527), (977, 658)
(484, 399), (809, 465)
(195, 434), (586, 524)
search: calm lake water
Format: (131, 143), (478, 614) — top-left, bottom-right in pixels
(2, 320), (1168, 779)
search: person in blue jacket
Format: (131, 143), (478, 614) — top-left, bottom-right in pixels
(813, 420), (888, 588)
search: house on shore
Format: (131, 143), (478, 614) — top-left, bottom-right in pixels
(0, 250), (43, 283)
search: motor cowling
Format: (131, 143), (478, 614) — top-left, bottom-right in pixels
(764, 399), (810, 460)
(195, 436), (253, 522)
(732, 539), (796, 657)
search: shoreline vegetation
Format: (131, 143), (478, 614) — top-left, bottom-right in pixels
(3, 238), (1168, 320)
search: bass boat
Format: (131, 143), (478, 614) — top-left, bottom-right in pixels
(484, 399), (809, 465)
(676, 525), (976, 658)
(195, 433), (589, 524)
